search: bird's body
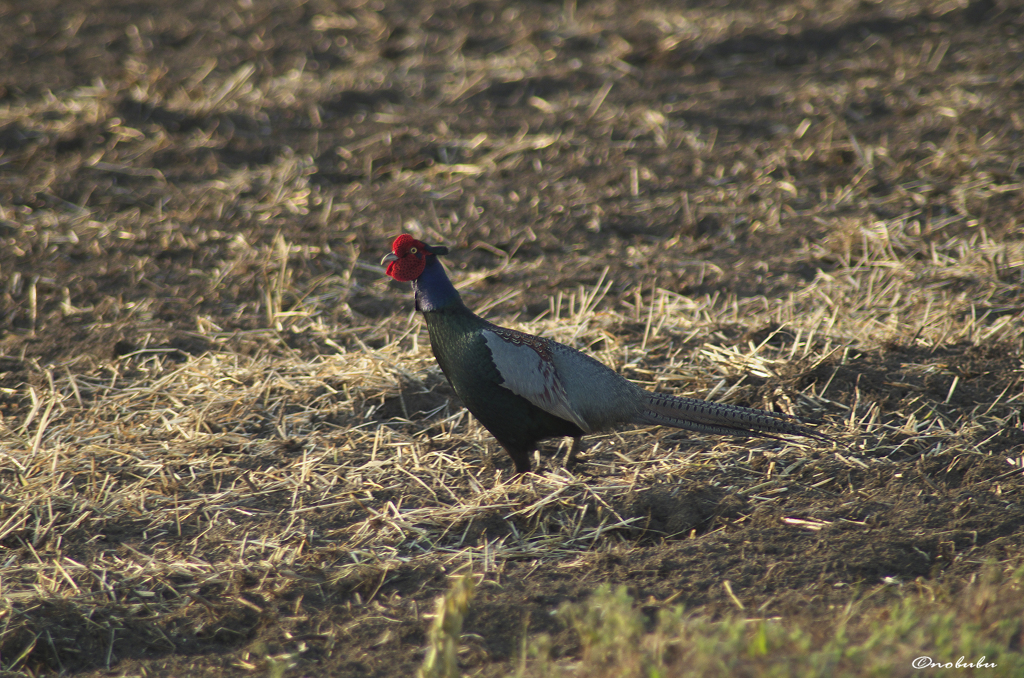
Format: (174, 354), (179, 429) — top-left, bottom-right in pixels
(383, 234), (824, 472)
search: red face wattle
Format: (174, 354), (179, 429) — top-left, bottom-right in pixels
(383, 234), (430, 282)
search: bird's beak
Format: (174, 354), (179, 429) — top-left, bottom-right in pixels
(381, 252), (399, 265)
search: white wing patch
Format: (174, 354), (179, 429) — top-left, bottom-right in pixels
(481, 329), (592, 432)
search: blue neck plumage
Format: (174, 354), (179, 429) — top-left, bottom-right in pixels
(413, 256), (462, 312)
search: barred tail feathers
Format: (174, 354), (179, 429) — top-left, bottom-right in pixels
(633, 392), (826, 440)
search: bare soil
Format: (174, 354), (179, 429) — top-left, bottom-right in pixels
(1, 0), (1023, 675)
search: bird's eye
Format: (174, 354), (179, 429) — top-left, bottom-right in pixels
(410, 247), (418, 254)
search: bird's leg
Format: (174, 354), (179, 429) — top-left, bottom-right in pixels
(565, 437), (587, 467)
(502, 444), (532, 474)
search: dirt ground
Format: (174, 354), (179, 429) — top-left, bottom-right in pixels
(1, 0), (1023, 675)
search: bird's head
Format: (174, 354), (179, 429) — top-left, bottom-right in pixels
(381, 234), (449, 282)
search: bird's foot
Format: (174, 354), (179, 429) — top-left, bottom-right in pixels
(564, 437), (588, 468)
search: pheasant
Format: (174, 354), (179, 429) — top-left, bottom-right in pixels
(382, 234), (825, 473)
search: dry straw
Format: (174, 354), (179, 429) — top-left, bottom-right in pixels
(2, 224), (1020, 671)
